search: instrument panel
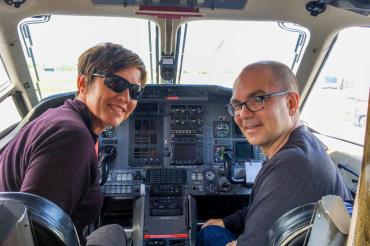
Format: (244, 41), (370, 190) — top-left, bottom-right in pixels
(98, 84), (265, 198)
(97, 85), (266, 245)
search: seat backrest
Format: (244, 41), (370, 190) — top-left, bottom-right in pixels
(268, 203), (315, 246)
(0, 192), (80, 246)
(0, 200), (34, 246)
(0, 92), (75, 152)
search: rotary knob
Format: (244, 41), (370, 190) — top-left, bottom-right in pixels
(218, 176), (232, 192)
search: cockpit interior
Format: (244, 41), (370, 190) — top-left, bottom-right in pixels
(0, 0), (369, 245)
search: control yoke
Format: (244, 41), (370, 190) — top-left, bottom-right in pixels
(220, 148), (233, 181)
(98, 145), (116, 186)
(218, 147), (246, 184)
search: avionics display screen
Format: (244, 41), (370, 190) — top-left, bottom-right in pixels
(234, 122), (243, 137)
(235, 142), (252, 161)
(174, 144), (197, 161)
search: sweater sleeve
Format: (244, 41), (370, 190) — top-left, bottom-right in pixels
(21, 125), (95, 216)
(236, 154), (314, 246)
(223, 206), (249, 235)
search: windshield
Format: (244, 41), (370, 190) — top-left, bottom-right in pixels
(20, 17), (308, 98)
(177, 21), (309, 87)
(19, 15), (157, 99)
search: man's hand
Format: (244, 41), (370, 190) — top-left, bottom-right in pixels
(226, 240), (237, 246)
(201, 218), (225, 229)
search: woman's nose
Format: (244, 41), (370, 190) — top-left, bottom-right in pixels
(117, 88), (131, 102)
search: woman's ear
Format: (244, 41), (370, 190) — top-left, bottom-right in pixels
(77, 74), (88, 95)
(76, 75), (89, 102)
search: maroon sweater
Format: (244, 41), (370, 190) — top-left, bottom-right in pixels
(0, 98), (103, 238)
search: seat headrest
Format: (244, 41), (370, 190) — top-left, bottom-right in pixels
(0, 192), (80, 246)
(268, 203), (315, 246)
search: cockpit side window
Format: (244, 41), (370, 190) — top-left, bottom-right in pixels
(301, 27), (370, 149)
(0, 96), (22, 134)
(0, 56), (21, 134)
(0, 56), (10, 92)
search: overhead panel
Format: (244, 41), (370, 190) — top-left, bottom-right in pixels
(91, 0), (247, 10)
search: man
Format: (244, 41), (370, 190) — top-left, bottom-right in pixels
(0, 42), (147, 245)
(197, 61), (352, 246)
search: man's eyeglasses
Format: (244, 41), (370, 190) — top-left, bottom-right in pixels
(225, 91), (290, 116)
(93, 72), (144, 100)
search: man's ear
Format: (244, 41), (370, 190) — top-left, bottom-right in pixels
(287, 92), (300, 116)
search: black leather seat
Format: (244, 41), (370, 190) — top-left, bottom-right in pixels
(0, 192), (80, 246)
(268, 203), (315, 246)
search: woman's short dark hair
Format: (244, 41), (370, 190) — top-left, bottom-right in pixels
(78, 42), (147, 88)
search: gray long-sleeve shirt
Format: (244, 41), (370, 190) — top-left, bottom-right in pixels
(223, 125), (352, 245)
(0, 98), (103, 240)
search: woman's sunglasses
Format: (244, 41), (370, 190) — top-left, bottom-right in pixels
(93, 72), (144, 100)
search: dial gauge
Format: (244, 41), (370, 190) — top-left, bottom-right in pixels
(204, 170), (216, 181)
(214, 122), (230, 138)
(102, 126), (116, 138)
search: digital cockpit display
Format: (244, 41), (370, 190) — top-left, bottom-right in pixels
(174, 144), (197, 161)
(173, 143), (200, 165)
(235, 141), (252, 161)
(234, 122), (244, 137)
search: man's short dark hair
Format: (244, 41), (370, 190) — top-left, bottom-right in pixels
(78, 42), (147, 88)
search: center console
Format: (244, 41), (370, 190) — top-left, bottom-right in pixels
(97, 85), (265, 245)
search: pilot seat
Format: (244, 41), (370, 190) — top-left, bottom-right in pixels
(0, 192), (80, 246)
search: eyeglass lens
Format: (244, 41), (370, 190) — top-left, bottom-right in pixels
(104, 73), (143, 100)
